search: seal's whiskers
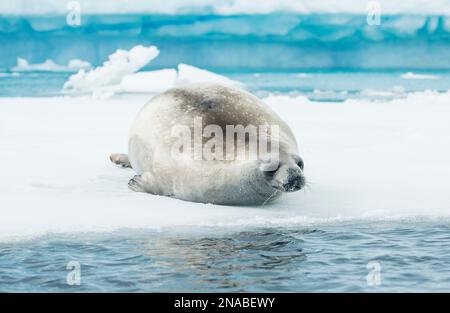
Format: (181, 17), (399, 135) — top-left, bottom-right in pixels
(262, 189), (278, 206)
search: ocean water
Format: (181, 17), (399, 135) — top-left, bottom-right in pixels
(2, 70), (450, 99)
(1, 11), (450, 292)
(1, 220), (450, 292)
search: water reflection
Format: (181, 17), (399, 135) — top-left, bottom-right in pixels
(2, 223), (449, 292)
(141, 229), (314, 291)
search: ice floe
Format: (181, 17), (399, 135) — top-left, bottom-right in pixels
(12, 58), (91, 72)
(63, 45), (242, 96)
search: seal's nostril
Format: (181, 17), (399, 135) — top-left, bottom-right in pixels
(291, 176), (303, 186)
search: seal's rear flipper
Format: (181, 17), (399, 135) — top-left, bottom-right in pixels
(128, 173), (163, 195)
(110, 153), (131, 168)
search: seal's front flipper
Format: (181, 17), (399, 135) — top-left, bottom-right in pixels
(110, 153), (131, 168)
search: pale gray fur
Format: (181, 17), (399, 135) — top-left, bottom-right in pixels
(111, 83), (305, 205)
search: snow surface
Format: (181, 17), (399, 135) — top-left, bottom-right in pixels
(1, 91), (450, 241)
(2, 0), (450, 15)
(120, 69), (178, 94)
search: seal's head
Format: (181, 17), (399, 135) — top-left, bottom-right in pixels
(259, 152), (305, 193)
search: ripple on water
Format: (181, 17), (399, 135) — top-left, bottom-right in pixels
(0, 221), (450, 292)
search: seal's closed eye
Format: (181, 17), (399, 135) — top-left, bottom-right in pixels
(259, 159), (280, 176)
(264, 168), (278, 176)
(297, 159), (304, 171)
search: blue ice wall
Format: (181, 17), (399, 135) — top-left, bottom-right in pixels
(1, 14), (450, 70)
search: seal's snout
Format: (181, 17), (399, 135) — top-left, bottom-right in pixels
(261, 157), (306, 193)
(282, 168), (305, 192)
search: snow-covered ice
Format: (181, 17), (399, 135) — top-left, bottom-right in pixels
(12, 58), (92, 72)
(3, 0), (450, 15)
(401, 72), (440, 80)
(119, 64), (242, 94)
(120, 69), (178, 93)
(1, 91), (450, 240)
(177, 63), (243, 87)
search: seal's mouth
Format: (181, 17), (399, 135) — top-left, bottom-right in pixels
(271, 175), (306, 192)
(272, 184), (303, 192)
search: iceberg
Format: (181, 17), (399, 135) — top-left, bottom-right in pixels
(63, 45), (243, 95)
(2, 0), (450, 15)
(2, 14), (450, 70)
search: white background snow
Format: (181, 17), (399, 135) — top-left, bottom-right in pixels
(2, 0), (450, 15)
